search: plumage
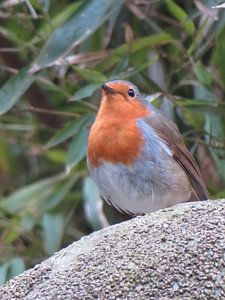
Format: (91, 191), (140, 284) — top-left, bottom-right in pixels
(87, 80), (209, 215)
(143, 110), (209, 201)
(87, 82), (149, 167)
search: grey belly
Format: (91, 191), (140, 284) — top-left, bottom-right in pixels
(88, 158), (191, 215)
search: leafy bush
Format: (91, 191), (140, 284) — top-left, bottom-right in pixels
(0, 0), (225, 284)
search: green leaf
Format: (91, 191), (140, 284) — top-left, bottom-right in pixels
(98, 34), (172, 71)
(42, 213), (64, 255)
(0, 258), (25, 285)
(74, 67), (107, 83)
(46, 114), (94, 148)
(66, 116), (94, 172)
(0, 67), (35, 115)
(83, 177), (105, 230)
(45, 149), (67, 164)
(215, 27), (225, 85)
(181, 107), (204, 129)
(0, 263), (9, 285)
(116, 34), (173, 55)
(205, 116), (225, 181)
(111, 57), (158, 80)
(41, 0), (50, 12)
(174, 98), (225, 116)
(42, 175), (79, 211)
(8, 257), (26, 279)
(29, 2), (82, 46)
(0, 26), (26, 47)
(146, 93), (162, 103)
(70, 83), (99, 101)
(4, 218), (21, 244)
(67, 130), (87, 172)
(30, 0), (123, 71)
(36, 76), (69, 95)
(194, 62), (212, 87)
(0, 173), (76, 220)
(166, 0), (195, 35)
(0, 140), (12, 173)
(110, 55), (129, 77)
(21, 214), (36, 231)
(0, 174), (65, 214)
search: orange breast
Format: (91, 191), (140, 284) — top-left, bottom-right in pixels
(88, 97), (149, 167)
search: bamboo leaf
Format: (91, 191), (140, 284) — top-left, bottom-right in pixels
(0, 258), (25, 286)
(83, 177), (106, 230)
(98, 34), (173, 71)
(74, 67), (107, 83)
(42, 213), (64, 255)
(30, 0), (123, 71)
(166, 0), (195, 34)
(70, 83), (99, 101)
(0, 67), (35, 115)
(0, 174), (65, 214)
(29, 2), (82, 46)
(194, 62), (212, 87)
(174, 98), (225, 116)
(215, 27), (225, 85)
(66, 116), (94, 172)
(46, 114), (94, 148)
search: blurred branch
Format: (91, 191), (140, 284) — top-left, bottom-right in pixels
(54, 51), (110, 67)
(15, 105), (80, 118)
(1, 0), (38, 20)
(194, 0), (218, 20)
(23, 0), (37, 19)
(1, 0), (21, 8)
(212, 3), (225, 9)
(0, 48), (20, 52)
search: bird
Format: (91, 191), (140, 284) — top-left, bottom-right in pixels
(87, 80), (209, 215)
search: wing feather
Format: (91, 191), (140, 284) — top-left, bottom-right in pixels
(143, 109), (209, 201)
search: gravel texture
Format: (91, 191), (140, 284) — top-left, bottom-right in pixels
(0, 199), (225, 300)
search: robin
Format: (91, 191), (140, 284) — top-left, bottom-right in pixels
(87, 80), (209, 215)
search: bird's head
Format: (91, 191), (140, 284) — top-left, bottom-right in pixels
(88, 80), (150, 166)
(101, 80), (140, 100)
(99, 80), (148, 118)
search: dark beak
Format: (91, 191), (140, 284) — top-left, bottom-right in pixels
(101, 83), (116, 94)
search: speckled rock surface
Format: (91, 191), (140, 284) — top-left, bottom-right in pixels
(1, 200), (225, 300)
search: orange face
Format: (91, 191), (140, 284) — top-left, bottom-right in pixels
(100, 81), (143, 113)
(97, 81), (150, 120)
(102, 80), (137, 97)
(88, 81), (150, 167)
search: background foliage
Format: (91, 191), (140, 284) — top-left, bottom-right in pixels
(0, 0), (225, 284)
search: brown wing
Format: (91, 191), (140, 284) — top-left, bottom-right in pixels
(143, 110), (209, 201)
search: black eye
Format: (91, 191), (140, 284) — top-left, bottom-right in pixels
(128, 88), (135, 97)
